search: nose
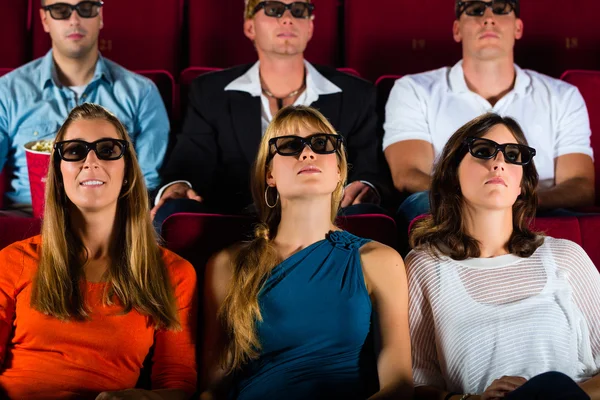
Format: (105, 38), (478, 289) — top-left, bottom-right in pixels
(279, 9), (294, 24)
(491, 151), (506, 171)
(68, 8), (82, 26)
(82, 149), (101, 169)
(482, 6), (496, 25)
(299, 144), (316, 160)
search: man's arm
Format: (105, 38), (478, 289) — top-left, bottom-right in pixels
(134, 82), (170, 191)
(382, 77), (434, 194)
(537, 153), (595, 209)
(384, 140), (433, 194)
(540, 85), (596, 209)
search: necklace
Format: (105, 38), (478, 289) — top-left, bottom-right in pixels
(260, 72), (307, 110)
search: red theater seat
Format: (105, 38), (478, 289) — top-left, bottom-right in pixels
(0, 0), (30, 68)
(375, 75), (403, 122)
(188, 0), (340, 69)
(560, 70), (600, 205)
(135, 70), (176, 119)
(531, 217), (582, 245)
(32, 0), (183, 74)
(161, 212), (400, 273)
(336, 214), (398, 249)
(161, 213), (255, 275)
(515, 2), (600, 77)
(578, 215), (600, 270)
(345, 0), (461, 81)
(0, 217), (42, 250)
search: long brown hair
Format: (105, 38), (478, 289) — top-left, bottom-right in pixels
(219, 105), (348, 372)
(31, 103), (180, 330)
(410, 113), (543, 259)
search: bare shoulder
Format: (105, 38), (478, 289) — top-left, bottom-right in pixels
(204, 242), (245, 301)
(359, 241), (407, 295)
(359, 241), (405, 268)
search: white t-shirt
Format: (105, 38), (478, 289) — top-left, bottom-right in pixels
(383, 61), (593, 189)
(406, 237), (600, 394)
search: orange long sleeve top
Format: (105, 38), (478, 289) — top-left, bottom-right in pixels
(0, 235), (198, 399)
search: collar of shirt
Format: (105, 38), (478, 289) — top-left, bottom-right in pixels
(224, 60), (342, 104)
(39, 49), (114, 91)
(448, 59), (531, 97)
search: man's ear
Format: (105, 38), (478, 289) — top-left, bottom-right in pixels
(40, 8), (51, 33)
(452, 19), (462, 43)
(514, 18), (524, 40)
(244, 18), (256, 41)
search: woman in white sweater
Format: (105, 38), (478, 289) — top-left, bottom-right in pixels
(407, 113), (600, 400)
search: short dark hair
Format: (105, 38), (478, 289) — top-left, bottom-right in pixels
(410, 113), (543, 259)
(455, 0), (520, 19)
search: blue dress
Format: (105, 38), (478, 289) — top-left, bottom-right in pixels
(230, 231), (377, 400)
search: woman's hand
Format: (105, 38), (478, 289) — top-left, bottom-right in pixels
(480, 376), (527, 400)
(96, 389), (164, 400)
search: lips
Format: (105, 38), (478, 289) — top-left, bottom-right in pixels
(67, 33), (84, 40)
(486, 177), (507, 186)
(298, 166), (321, 174)
(80, 179), (105, 187)
(480, 32), (499, 39)
(277, 32), (297, 38)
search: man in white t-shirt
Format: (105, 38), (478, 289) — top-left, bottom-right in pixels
(383, 0), (595, 223)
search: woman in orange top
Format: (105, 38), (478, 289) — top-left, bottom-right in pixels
(0, 104), (197, 399)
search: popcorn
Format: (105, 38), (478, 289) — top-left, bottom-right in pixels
(30, 139), (54, 153)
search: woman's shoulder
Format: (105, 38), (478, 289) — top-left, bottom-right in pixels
(0, 235), (42, 283)
(159, 247), (197, 284)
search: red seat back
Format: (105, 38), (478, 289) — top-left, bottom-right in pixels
(336, 214), (398, 249)
(161, 212), (400, 276)
(375, 75), (403, 125)
(135, 70), (176, 119)
(161, 213), (255, 276)
(515, 2), (600, 77)
(0, 217), (42, 250)
(0, 0), (30, 68)
(187, 0), (340, 69)
(560, 70), (600, 205)
(345, 0), (461, 81)
(578, 215), (600, 270)
(531, 216), (583, 245)
(32, 0), (183, 74)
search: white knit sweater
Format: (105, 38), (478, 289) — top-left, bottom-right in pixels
(406, 237), (600, 394)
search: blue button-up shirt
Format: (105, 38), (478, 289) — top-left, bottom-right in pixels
(0, 50), (169, 204)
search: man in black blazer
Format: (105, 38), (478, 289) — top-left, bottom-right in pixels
(151, 0), (385, 223)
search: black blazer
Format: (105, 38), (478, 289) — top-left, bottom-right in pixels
(160, 64), (383, 213)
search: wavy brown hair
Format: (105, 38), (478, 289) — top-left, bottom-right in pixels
(410, 113), (543, 259)
(30, 103), (180, 330)
(219, 105), (348, 372)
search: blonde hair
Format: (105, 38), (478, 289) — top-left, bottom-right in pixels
(219, 105), (348, 372)
(244, 0), (312, 19)
(31, 103), (180, 330)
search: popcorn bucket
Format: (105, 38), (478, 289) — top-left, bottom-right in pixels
(24, 140), (53, 218)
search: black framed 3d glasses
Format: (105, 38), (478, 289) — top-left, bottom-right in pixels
(42, 1), (103, 20)
(268, 133), (344, 160)
(54, 138), (128, 162)
(464, 136), (536, 165)
(456, 0), (516, 17)
(253, 1), (315, 19)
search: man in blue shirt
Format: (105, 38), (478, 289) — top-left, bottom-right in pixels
(0, 0), (169, 210)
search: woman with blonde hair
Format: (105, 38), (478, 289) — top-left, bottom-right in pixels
(201, 105), (412, 400)
(0, 104), (197, 399)
(407, 113), (600, 400)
